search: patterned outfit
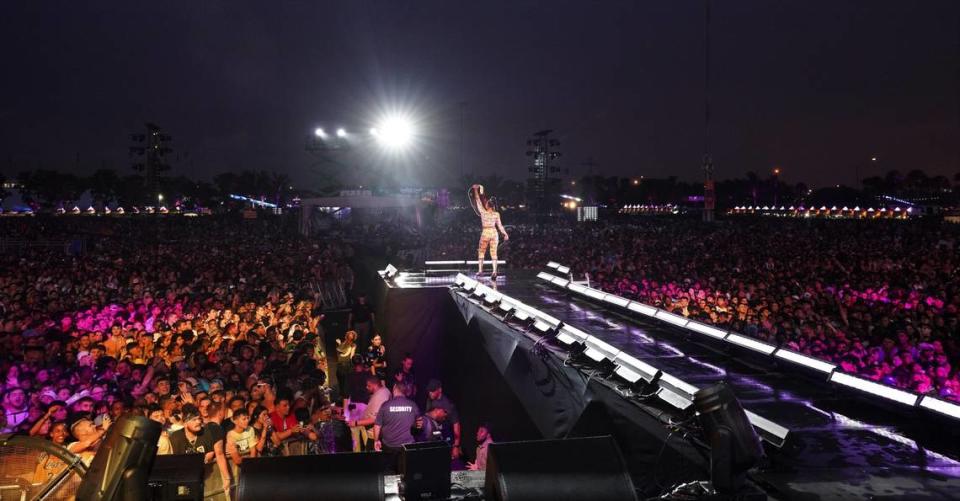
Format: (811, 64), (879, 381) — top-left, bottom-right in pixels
(478, 211), (500, 259)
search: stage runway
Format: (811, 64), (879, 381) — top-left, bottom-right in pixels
(390, 266), (960, 499)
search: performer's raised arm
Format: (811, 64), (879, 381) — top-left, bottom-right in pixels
(470, 185), (486, 216)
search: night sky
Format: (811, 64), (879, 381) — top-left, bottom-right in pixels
(1, 1), (958, 188)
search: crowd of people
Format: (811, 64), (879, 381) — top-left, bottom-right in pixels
(430, 216), (960, 401)
(0, 215), (489, 499)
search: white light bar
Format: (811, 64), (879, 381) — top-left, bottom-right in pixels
(551, 277), (570, 287)
(556, 265), (570, 274)
(614, 353), (661, 382)
(483, 292), (502, 304)
(659, 373), (699, 400)
(725, 333), (777, 355)
(555, 331), (579, 346)
(498, 301), (515, 313)
(584, 288), (606, 300)
(774, 348), (836, 374)
(603, 294), (630, 308)
(425, 260), (465, 265)
(465, 260), (506, 265)
(919, 396), (960, 419)
(512, 310), (530, 322)
(532, 320), (552, 333)
(560, 325), (589, 341)
(584, 336), (620, 358)
(614, 365), (643, 384)
(627, 301), (658, 316)
(568, 283), (587, 294)
(537, 272), (556, 281)
(455, 274), (468, 286)
(685, 321), (728, 340)
(830, 372), (919, 406)
(658, 387), (694, 410)
(744, 410), (790, 447)
(654, 310), (690, 328)
(546, 261), (561, 269)
(583, 347), (607, 363)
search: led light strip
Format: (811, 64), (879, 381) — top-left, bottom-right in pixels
(685, 321), (728, 339)
(744, 409), (790, 446)
(425, 260), (465, 265)
(830, 372), (919, 406)
(556, 265), (570, 274)
(627, 301), (658, 316)
(603, 294), (630, 308)
(614, 352), (661, 382)
(547, 262), (561, 269)
(919, 396), (960, 419)
(725, 333), (777, 355)
(654, 310), (690, 328)
(773, 348), (836, 374)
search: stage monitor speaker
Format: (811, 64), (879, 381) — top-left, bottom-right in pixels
(76, 415), (162, 501)
(485, 435), (637, 501)
(400, 441), (451, 500)
(148, 454), (204, 501)
(236, 452), (385, 501)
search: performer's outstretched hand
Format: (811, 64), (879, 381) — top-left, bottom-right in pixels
(503, 233), (509, 242)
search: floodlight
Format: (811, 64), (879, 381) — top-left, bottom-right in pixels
(336, 128), (347, 138)
(375, 115), (414, 149)
(614, 353), (661, 383)
(743, 410), (790, 448)
(694, 383), (765, 494)
(314, 128), (327, 138)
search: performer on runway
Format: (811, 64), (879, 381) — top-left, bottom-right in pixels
(469, 184), (509, 278)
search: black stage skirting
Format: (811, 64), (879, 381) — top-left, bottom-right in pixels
(378, 281), (709, 494)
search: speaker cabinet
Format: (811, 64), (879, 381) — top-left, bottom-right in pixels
(236, 452), (386, 501)
(400, 441), (451, 500)
(76, 415), (162, 501)
(148, 454), (204, 501)
(485, 436), (637, 501)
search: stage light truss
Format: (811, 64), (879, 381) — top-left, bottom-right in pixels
(773, 348), (837, 374)
(829, 372), (919, 407)
(533, 266), (933, 418)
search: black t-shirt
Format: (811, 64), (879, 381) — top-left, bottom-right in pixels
(352, 303), (373, 323)
(169, 426), (220, 455)
(347, 371), (370, 402)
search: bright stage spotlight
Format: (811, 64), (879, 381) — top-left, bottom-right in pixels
(375, 116), (414, 149)
(314, 128), (327, 138)
(336, 128), (347, 138)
